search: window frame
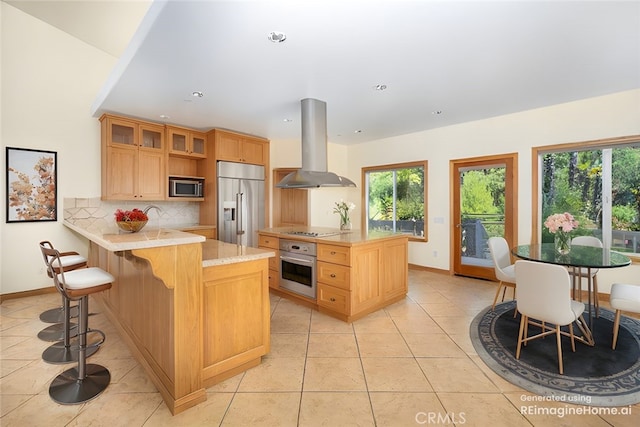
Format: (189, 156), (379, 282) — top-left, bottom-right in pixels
(531, 135), (640, 262)
(361, 160), (428, 242)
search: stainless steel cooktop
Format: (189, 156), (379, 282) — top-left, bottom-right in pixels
(283, 230), (343, 237)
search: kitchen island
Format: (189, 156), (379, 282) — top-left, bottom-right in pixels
(64, 222), (274, 415)
(258, 227), (409, 322)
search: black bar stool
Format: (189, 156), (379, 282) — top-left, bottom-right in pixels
(40, 242), (114, 404)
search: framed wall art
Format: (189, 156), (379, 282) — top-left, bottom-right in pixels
(6, 147), (58, 223)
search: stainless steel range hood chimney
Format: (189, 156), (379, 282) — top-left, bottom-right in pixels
(276, 98), (356, 188)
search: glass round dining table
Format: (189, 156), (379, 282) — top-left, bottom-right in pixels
(512, 243), (631, 344)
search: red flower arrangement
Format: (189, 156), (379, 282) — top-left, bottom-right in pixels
(114, 208), (148, 222)
(114, 208), (148, 232)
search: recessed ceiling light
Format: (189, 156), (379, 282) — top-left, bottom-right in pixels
(374, 84), (387, 91)
(159, 114), (170, 119)
(354, 130), (363, 134)
(283, 118), (293, 122)
(192, 91), (204, 98)
(432, 110), (443, 115)
(268, 31), (287, 43)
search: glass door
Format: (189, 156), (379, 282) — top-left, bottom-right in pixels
(451, 155), (517, 280)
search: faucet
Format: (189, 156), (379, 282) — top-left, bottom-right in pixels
(143, 205), (162, 217)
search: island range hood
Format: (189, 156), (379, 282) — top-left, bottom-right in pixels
(276, 98), (356, 188)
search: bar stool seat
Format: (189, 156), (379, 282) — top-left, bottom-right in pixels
(40, 243), (114, 405)
(40, 253), (87, 323)
(611, 283), (640, 350)
(38, 249), (87, 342)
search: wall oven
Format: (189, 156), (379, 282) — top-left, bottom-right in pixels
(279, 239), (316, 300)
(169, 176), (204, 198)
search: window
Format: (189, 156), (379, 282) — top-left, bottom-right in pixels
(363, 161), (427, 240)
(536, 137), (640, 257)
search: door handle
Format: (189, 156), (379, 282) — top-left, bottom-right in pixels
(236, 193), (245, 235)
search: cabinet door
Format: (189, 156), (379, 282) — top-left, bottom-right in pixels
(106, 118), (136, 147)
(139, 125), (164, 150)
(241, 139), (265, 165)
(350, 244), (383, 313)
(106, 145), (138, 199)
(216, 132), (243, 162)
(190, 132), (207, 158)
(137, 150), (166, 200)
(382, 239), (408, 299)
(216, 132), (265, 164)
(168, 127), (189, 156)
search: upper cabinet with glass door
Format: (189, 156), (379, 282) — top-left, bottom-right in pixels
(100, 114), (166, 201)
(167, 125), (207, 159)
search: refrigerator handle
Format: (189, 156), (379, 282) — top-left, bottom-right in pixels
(236, 192), (245, 236)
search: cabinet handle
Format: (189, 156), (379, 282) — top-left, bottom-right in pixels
(330, 251), (336, 255)
(330, 297), (336, 302)
(330, 274), (336, 278)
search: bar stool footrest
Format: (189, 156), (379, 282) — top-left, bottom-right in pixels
(37, 323), (78, 342)
(49, 364), (110, 405)
(39, 305), (79, 323)
(42, 340), (99, 365)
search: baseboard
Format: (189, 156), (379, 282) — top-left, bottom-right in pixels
(408, 263), (450, 275)
(0, 287), (56, 304)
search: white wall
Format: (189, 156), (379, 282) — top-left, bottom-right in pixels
(1, 4), (116, 294)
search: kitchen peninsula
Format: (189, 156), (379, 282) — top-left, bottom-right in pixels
(63, 222), (274, 415)
(259, 227), (409, 322)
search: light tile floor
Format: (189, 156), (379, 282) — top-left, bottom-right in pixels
(1, 269), (639, 426)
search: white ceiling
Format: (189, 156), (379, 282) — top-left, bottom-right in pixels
(9, 0), (640, 145)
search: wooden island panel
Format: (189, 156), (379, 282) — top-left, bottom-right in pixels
(201, 258), (270, 386)
(90, 242), (205, 415)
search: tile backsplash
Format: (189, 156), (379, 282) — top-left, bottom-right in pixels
(63, 198), (200, 232)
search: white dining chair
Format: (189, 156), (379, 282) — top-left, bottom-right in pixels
(515, 260), (591, 375)
(610, 283), (640, 350)
(570, 236), (602, 316)
(487, 237), (516, 311)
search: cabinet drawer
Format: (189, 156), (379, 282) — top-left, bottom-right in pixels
(317, 261), (350, 290)
(317, 244), (351, 266)
(268, 269), (279, 289)
(181, 227), (216, 239)
(267, 250), (279, 271)
(317, 283), (350, 315)
(258, 235), (279, 249)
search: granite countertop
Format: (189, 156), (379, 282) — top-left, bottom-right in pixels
(64, 220), (205, 252)
(259, 227), (409, 246)
(202, 240), (275, 267)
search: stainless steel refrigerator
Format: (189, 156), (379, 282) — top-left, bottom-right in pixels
(217, 161), (265, 247)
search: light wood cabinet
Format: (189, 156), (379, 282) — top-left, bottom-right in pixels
(214, 129), (267, 165)
(317, 242), (384, 317)
(100, 114), (166, 200)
(258, 235), (279, 290)
(259, 233), (408, 322)
(180, 226), (217, 239)
(201, 259), (270, 386)
(167, 125), (207, 158)
(382, 238), (409, 300)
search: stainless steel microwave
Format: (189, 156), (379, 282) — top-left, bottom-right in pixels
(169, 176), (204, 198)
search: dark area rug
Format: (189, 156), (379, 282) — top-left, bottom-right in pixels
(470, 300), (640, 406)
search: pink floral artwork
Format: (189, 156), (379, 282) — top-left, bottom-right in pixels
(6, 147), (57, 222)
